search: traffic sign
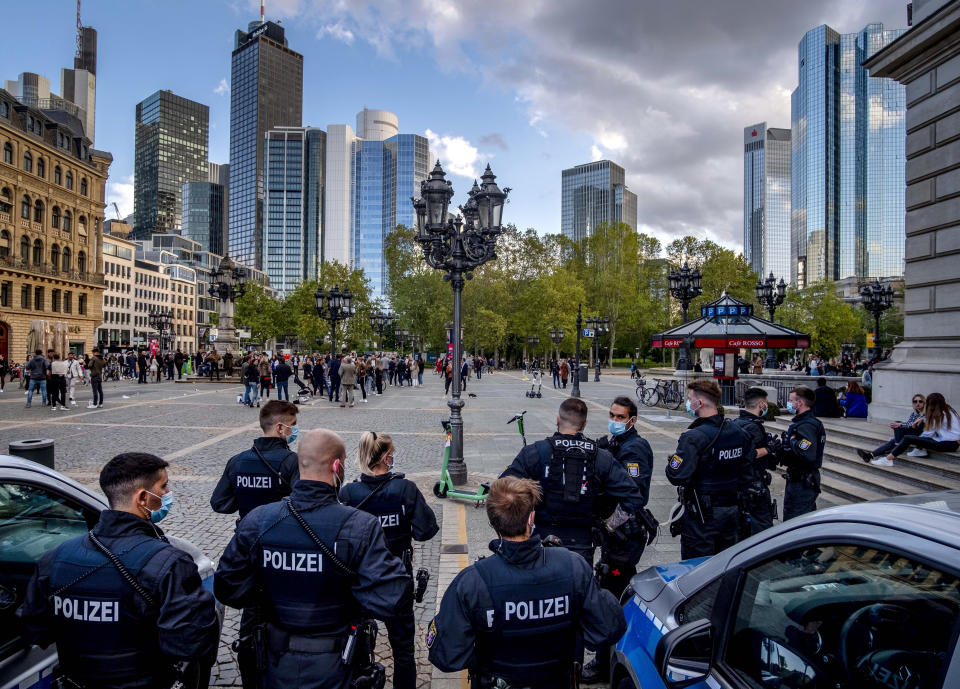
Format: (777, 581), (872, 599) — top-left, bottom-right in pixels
(866, 333), (875, 349)
(582, 328), (595, 338)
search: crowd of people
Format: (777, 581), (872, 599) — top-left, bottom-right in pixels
(16, 348), (106, 409)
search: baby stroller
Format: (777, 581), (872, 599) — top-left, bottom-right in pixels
(525, 370), (543, 398)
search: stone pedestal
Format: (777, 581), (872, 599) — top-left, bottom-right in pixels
(212, 300), (238, 357)
(865, 0), (960, 423)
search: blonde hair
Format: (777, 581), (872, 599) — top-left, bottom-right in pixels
(358, 431), (393, 475)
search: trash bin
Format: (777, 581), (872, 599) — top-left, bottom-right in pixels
(579, 364), (588, 383)
(8, 439), (55, 469)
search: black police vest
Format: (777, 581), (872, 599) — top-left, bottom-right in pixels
(787, 417), (826, 471)
(346, 478), (413, 558)
(473, 548), (577, 685)
(233, 448), (294, 518)
(692, 420), (751, 496)
(731, 415), (769, 485)
(46, 534), (173, 685)
(535, 437), (599, 534)
(258, 502), (360, 635)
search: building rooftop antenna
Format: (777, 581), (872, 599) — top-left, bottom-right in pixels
(261, 0), (265, 24)
(75, 0), (83, 59)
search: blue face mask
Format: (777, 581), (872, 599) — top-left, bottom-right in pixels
(145, 490), (173, 524)
(685, 400), (698, 417)
(283, 423), (299, 444)
(608, 420), (629, 436)
(786, 401), (796, 414)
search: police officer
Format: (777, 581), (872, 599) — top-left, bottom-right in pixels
(581, 395), (653, 684)
(731, 386), (778, 538)
(428, 476), (626, 689)
(501, 398), (644, 563)
(210, 399), (300, 689)
(215, 429), (411, 689)
(339, 431), (439, 689)
(17, 452), (220, 689)
(665, 379), (754, 559)
(778, 385), (826, 521)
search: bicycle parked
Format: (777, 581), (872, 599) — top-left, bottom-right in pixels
(636, 376), (685, 410)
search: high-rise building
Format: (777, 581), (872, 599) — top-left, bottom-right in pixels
(228, 20), (303, 270)
(791, 23), (906, 287)
(263, 126), (325, 295)
(560, 160), (638, 242)
(181, 181), (226, 255)
(133, 90), (209, 240)
(323, 110), (431, 297)
(743, 123), (791, 280)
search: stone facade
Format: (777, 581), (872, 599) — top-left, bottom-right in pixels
(0, 89), (110, 363)
(865, 0), (960, 421)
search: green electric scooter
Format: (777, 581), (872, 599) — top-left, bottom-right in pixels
(507, 411), (528, 445)
(433, 420), (490, 505)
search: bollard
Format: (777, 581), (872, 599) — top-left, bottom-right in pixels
(9, 439), (55, 470)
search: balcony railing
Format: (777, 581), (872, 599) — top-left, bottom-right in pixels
(0, 211), (10, 223)
(0, 255), (105, 285)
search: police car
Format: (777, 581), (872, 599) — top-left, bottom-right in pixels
(0, 455), (223, 689)
(611, 491), (960, 689)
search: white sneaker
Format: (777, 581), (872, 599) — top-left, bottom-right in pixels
(59, 406), (67, 411)
(71, 400), (77, 406)
(97, 404), (103, 408)
(87, 403), (95, 409)
(907, 448), (929, 457)
(870, 456), (894, 467)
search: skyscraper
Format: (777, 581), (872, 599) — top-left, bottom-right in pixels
(181, 181), (226, 255)
(228, 20), (303, 270)
(61, 25), (97, 143)
(743, 123), (791, 280)
(561, 160), (638, 242)
(263, 126), (326, 295)
(791, 23), (906, 287)
(133, 90), (209, 239)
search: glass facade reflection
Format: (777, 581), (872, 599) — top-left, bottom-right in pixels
(561, 160), (638, 242)
(744, 123), (791, 280)
(181, 181), (225, 255)
(263, 126), (325, 296)
(133, 90), (208, 239)
(791, 23), (905, 287)
(228, 21), (303, 270)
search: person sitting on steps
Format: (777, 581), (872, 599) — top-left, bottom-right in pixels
(861, 392), (959, 466)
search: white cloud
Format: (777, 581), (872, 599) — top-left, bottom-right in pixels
(214, 78), (229, 96)
(590, 145), (603, 162)
(425, 129), (482, 179)
(317, 22), (355, 44)
(106, 175), (134, 220)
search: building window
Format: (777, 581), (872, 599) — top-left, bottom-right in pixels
(34, 286), (43, 311)
(33, 200), (43, 224)
(36, 157), (45, 178)
(51, 206), (60, 228)
(80, 177), (88, 196)
(62, 211), (72, 232)
(0, 230), (9, 258)
(77, 250), (86, 273)
(23, 152), (31, 173)
(61, 246), (71, 270)
(65, 171), (73, 190)
(64, 290), (72, 313)
(20, 235), (29, 261)
(78, 215), (86, 234)
(51, 289), (61, 312)
(2, 142), (12, 164)
(21, 284), (30, 309)
(32, 239), (43, 266)
(50, 244), (60, 270)
(20, 195), (30, 219)
(78, 293), (87, 315)
(0, 280), (9, 307)
(54, 165), (62, 184)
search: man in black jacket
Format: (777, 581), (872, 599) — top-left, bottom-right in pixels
(777, 386), (827, 520)
(731, 387), (777, 538)
(274, 358), (293, 401)
(813, 377), (844, 418)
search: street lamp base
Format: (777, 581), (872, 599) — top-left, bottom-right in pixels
(446, 459), (468, 485)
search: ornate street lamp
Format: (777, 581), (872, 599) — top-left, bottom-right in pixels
(148, 308), (173, 354)
(368, 309), (394, 351)
(395, 325), (410, 353)
(315, 285), (354, 358)
(527, 335), (540, 366)
(860, 280), (894, 362)
(755, 272), (787, 369)
(668, 262), (703, 371)
(572, 303), (583, 398)
(207, 256), (247, 356)
(586, 315), (609, 381)
(549, 327), (564, 360)
(412, 162), (509, 483)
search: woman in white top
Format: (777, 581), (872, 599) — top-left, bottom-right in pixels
(868, 392), (960, 466)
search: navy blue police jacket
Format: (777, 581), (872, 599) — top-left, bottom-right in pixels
(427, 536), (626, 687)
(338, 472), (439, 561)
(210, 436), (299, 519)
(17, 510), (220, 689)
(780, 410), (826, 476)
(665, 413), (755, 499)
(214, 480), (411, 635)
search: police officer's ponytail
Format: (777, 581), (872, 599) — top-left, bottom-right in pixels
(358, 431), (394, 475)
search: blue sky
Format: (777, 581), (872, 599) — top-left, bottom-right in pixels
(1, 0), (907, 251)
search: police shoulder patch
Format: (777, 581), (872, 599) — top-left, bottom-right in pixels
(669, 454), (683, 470)
(798, 439), (812, 451)
(626, 462), (640, 477)
(426, 619), (437, 648)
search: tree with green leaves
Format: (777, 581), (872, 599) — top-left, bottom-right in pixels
(777, 283), (862, 359)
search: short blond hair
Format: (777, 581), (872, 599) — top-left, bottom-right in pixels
(486, 477), (542, 537)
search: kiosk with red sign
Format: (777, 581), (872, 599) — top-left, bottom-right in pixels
(651, 293), (810, 404)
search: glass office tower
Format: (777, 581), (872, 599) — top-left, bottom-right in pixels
(181, 181), (226, 255)
(228, 20), (303, 270)
(561, 160), (638, 242)
(791, 22), (905, 287)
(744, 123), (792, 280)
(263, 126), (325, 296)
(133, 90), (209, 239)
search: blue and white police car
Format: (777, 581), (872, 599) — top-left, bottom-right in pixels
(610, 491), (960, 689)
(0, 455), (223, 689)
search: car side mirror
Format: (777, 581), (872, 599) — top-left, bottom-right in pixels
(655, 618), (713, 688)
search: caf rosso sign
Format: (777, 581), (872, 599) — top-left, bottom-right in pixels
(662, 338), (765, 347)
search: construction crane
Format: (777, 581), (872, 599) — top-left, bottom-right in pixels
(112, 202), (122, 221)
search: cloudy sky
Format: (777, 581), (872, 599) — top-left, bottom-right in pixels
(2, 0), (908, 251)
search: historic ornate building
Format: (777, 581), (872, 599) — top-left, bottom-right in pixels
(0, 88), (111, 362)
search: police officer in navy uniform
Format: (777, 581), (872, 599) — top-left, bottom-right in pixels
(428, 476), (626, 689)
(501, 397), (644, 563)
(666, 379), (754, 560)
(17, 452), (220, 689)
(581, 395), (653, 684)
(210, 399), (300, 689)
(215, 428), (411, 689)
(339, 431), (439, 689)
(731, 386), (779, 538)
(777, 385), (826, 521)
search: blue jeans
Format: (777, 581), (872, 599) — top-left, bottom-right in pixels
(27, 379), (46, 405)
(418, 372), (423, 385)
(244, 382), (259, 405)
(277, 380), (289, 401)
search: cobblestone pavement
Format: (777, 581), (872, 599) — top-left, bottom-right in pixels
(0, 369), (801, 686)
